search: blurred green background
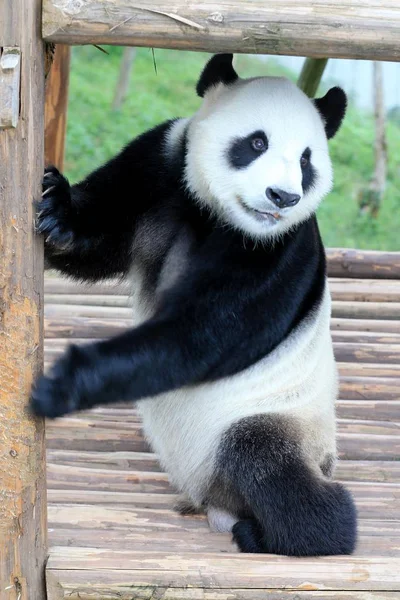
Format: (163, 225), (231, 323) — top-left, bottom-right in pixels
(64, 47), (400, 250)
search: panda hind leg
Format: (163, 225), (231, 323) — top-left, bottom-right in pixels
(215, 414), (357, 556)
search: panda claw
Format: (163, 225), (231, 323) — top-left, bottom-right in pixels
(42, 185), (56, 197)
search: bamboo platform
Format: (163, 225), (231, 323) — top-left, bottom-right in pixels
(44, 249), (400, 599)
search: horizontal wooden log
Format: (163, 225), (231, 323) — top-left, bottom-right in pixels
(332, 301), (400, 320)
(44, 315), (131, 338)
(41, 339), (400, 366)
(334, 342), (400, 364)
(46, 523), (399, 555)
(44, 293), (131, 306)
(46, 449), (400, 483)
(329, 280), (400, 303)
(43, 300), (400, 321)
(336, 400), (400, 422)
(45, 303), (133, 319)
(44, 316), (400, 341)
(331, 318), (400, 334)
(338, 433), (400, 461)
(46, 566), (400, 600)
(337, 419), (399, 436)
(47, 489), (178, 508)
(335, 460), (400, 483)
(327, 249), (400, 279)
(45, 419), (400, 458)
(45, 424), (150, 452)
(47, 488), (399, 525)
(49, 414), (400, 437)
(47, 449), (160, 471)
(42, 0), (400, 62)
(337, 363), (400, 379)
(48, 526), (236, 554)
(44, 278), (400, 303)
(44, 285), (400, 306)
(339, 377), (400, 400)
(47, 463), (170, 494)
(45, 547), (400, 591)
(44, 277), (129, 295)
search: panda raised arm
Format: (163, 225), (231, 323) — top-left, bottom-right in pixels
(32, 54), (356, 558)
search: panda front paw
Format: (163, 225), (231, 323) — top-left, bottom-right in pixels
(30, 344), (99, 419)
(36, 166), (75, 252)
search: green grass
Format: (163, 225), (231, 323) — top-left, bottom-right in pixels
(65, 47), (400, 250)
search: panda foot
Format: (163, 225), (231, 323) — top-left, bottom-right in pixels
(30, 343), (99, 419)
(174, 496), (204, 516)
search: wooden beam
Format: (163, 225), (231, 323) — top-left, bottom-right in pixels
(0, 0), (47, 598)
(45, 44), (71, 169)
(42, 1), (400, 61)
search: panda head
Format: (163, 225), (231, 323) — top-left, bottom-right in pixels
(185, 54), (347, 239)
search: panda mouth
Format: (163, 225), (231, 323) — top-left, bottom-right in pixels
(237, 197), (281, 223)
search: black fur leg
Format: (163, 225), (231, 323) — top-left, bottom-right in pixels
(232, 520), (263, 553)
(216, 415), (358, 556)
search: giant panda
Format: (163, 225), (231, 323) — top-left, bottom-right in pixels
(32, 53), (357, 556)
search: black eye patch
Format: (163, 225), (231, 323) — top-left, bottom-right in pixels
(227, 130), (268, 169)
(301, 147), (317, 193)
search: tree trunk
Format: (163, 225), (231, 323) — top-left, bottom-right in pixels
(358, 61), (387, 217)
(371, 61), (387, 217)
(112, 47), (136, 111)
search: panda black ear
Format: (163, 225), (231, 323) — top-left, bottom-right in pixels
(314, 87), (347, 139)
(196, 54), (238, 98)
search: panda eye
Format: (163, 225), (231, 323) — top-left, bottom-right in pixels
(300, 148), (311, 168)
(251, 137), (267, 152)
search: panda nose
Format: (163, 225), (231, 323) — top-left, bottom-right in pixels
(266, 187), (301, 208)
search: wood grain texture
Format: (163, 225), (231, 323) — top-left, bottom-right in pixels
(0, 1), (47, 598)
(45, 44), (70, 169)
(41, 0), (400, 61)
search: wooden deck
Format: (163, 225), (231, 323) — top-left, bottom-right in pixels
(44, 249), (400, 599)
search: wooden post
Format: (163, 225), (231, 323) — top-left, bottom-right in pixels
(0, 0), (47, 598)
(45, 44), (71, 170)
(298, 58), (328, 97)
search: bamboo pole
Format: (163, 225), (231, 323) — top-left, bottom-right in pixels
(112, 47), (136, 111)
(297, 58), (328, 97)
(0, 0), (47, 598)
